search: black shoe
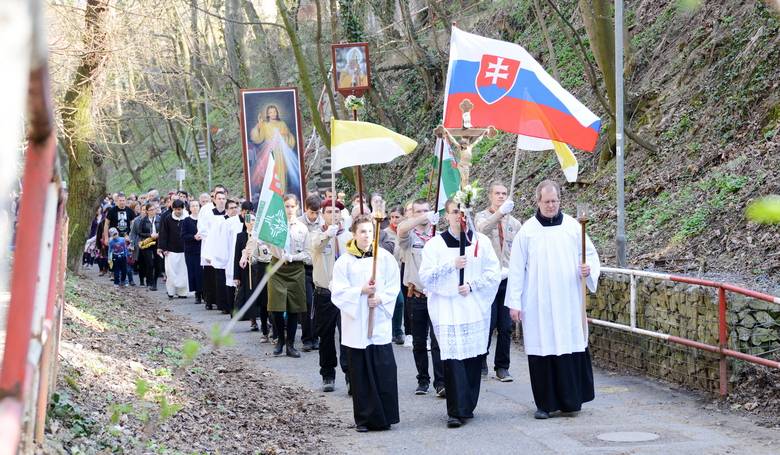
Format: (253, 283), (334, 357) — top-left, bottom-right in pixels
(205, 303), (213, 310)
(392, 334), (405, 345)
(286, 343), (301, 358)
(355, 425), (369, 433)
(250, 323), (260, 332)
(495, 368), (513, 382)
(312, 340), (320, 350)
(168, 295), (174, 300)
(447, 417), (463, 428)
(129, 282), (136, 287)
(435, 385), (446, 398)
(301, 342), (313, 352)
(177, 295), (187, 299)
(149, 286), (157, 292)
(481, 366), (489, 377)
(415, 383), (429, 395)
(322, 378), (335, 392)
(273, 340), (284, 357)
(534, 409), (550, 420)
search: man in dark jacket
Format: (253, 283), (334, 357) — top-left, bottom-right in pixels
(158, 199), (189, 299)
(138, 202), (162, 291)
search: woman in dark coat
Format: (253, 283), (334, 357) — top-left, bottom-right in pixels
(233, 214), (272, 336)
(181, 200), (203, 303)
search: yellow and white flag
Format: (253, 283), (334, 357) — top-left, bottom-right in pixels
(330, 119), (418, 171)
(516, 135), (578, 182)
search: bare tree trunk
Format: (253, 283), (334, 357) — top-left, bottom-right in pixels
(64, 0), (111, 272)
(276, 0), (331, 147)
(120, 145), (143, 188)
(398, 0), (434, 106)
(532, 0), (560, 81)
(223, 0), (244, 96)
(243, 0), (282, 86)
(314, 0), (339, 120)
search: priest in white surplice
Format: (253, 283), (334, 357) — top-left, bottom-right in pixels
(419, 199), (501, 428)
(197, 189), (226, 310)
(202, 199), (240, 314)
(331, 214), (400, 432)
(505, 180), (601, 420)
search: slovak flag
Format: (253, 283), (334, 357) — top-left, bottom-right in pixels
(443, 27), (601, 152)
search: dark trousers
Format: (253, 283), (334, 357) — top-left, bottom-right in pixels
(140, 248), (159, 288)
(410, 295), (444, 388)
(314, 288), (348, 380)
(300, 265), (316, 345)
(112, 255), (128, 285)
(444, 357), (483, 419)
(392, 291), (404, 338)
(136, 255), (145, 285)
(272, 312), (299, 345)
(203, 265), (216, 307)
(482, 279), (512, 371)
(346, 344), (399, 429)
(214, 268), (228, 312)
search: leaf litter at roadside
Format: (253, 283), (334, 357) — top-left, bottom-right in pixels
(42, 272), (339, 454)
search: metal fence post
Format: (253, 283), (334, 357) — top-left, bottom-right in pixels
(718, 287), (728, 397)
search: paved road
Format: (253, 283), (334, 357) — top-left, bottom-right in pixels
(161, 292), (779, 454)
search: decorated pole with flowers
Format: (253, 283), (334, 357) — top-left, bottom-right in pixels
(453, 183), (481, 286)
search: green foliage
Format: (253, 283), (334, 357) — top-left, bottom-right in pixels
(48, 392), (95, 437)
(109, 403), (133, 425)
(210, 324), (235, 348)
(135, 378), (151, 399)
(471, 133), (503, 165)
(673, 206), (709, 241)
(661, 113), (693, 142)
(157, 395), (184, 421)
(180, 339), (201, 366)
(746, 196), (780, 224)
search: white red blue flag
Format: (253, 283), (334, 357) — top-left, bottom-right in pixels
(443, 27), (601, 152)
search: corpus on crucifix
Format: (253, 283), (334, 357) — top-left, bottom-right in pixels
(438, 99), (498, 189)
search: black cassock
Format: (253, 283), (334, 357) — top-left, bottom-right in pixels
(346, 344), (400, 430)
(232, 231), (267, 321)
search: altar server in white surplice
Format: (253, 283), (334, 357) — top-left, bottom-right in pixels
(331, 214), (400, 433)
(419, 199), (500, 429)
(505, 179), (601, 420)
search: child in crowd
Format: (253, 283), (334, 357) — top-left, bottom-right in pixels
(108, 227), (130, 287)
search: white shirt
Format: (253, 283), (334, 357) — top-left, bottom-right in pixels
(504, 213), (601, 356)
(330, 248), (400, 349)
(419, 230), (501, 360)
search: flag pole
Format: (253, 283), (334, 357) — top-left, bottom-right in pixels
(353, 108), (366, 215)
(510, 138), (521, 195)
(367, 200), (385, 338)
(431, 127), (445, 236)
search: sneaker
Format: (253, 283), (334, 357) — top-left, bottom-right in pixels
(273, 341), (284, 357)
(495, 368), (513, 382)
(481, 366), (489, 377)
(415, 383), (429, 395)
(534, 409), (550, 420)
(322, 378), (335, 392)
(301, 342), (314, 352)
(403, 335), (413, 348)
(129, 282), (136, 287)
(123, 283), (129, 287)
(259, 334), (269, 343)
(435, 385), (446, 398)
(114, 284), (120, 288)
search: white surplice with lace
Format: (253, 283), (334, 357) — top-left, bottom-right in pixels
(419, 230), (501, 360)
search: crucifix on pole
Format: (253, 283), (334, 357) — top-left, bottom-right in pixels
(437, 99), (498, 192)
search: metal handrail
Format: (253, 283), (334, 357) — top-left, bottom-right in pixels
(592, 267), (780, 396)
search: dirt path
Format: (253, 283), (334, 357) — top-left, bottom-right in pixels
(46, 270), (335, 454)
(164, 285), (780, 454)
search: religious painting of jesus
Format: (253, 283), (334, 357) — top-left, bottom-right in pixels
(332, 42), (371, 95)
(239, 88), (306, 204)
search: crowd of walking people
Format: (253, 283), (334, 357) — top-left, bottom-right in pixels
(83, 179), (601, 432)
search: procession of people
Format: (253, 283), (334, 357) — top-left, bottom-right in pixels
(85, 178), (601, 432)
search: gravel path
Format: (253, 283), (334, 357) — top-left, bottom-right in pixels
(165, 289), (780, 454)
